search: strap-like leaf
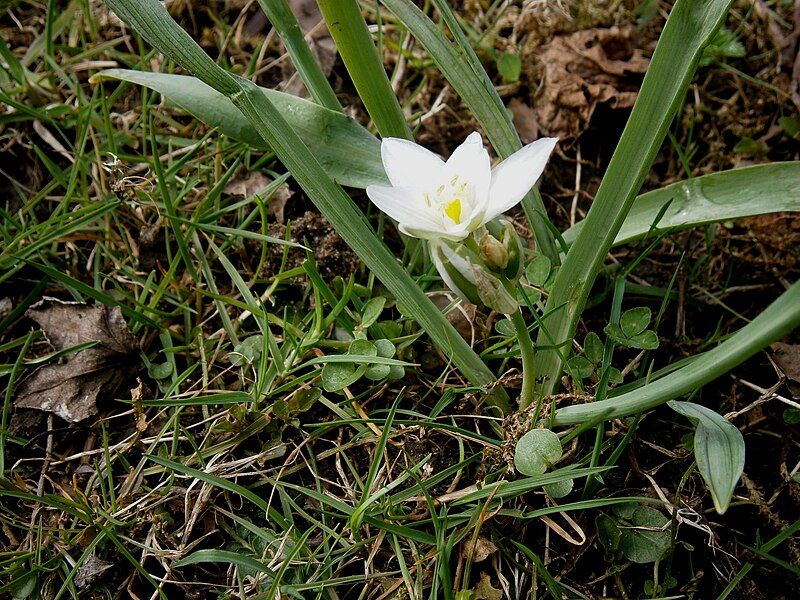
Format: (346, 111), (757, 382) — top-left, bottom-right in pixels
(668, 400), (745, 514)
(533, 0), (735, 399)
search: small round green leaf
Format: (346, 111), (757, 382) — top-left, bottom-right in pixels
(628, 330), (659, 350)
(614, 505), (671, 564)
(148, 361), (173, 380)
(584, 332), (604, 364)
(497, 53), (522, 83)
(544, 478), (574, 498)
(229, 334), (264, 366)
(568, 356), (595, 379)
(620, 307), (652, 337)
(514, 429), (562, 476)
(525, 254), (551, 287)
(360, 297), (386, 329)
(321, 362), (359, 392)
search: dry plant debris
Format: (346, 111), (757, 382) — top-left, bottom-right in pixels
(533, 26), (649, 139)
(14, 298), (138, 422)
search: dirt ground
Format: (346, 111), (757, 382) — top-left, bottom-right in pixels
(1, 0), (799, 598)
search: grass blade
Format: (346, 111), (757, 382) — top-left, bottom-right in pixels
(256, 0), (342, 111)
(102, 0), (508, 409)
(318, 0), (412, 139)
(533, 0), (734, 398)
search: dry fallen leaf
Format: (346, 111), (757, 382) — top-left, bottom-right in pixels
(224, 171), (293, 224)
(771, 342), (800, 398)
(508, 98), (539, 144)
(15, 298), (138, 422)
(533, 26), (649, 139)
(472, 537), (498, 563)
(75, 553), (114, 588)
(772, 342), (800, 383)
(473, 572), (503, 600)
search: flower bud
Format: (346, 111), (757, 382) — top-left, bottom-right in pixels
(484, 218), (524, 281)
(479, 231), (509, 271)
(430, 239), (519, 315)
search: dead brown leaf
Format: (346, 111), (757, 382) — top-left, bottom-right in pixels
(473, 572), (503, 600)
(224, 171), (293, 224)
(533, 26), (649, 139)
(15, 298), (138, 422)
(471, 537), (498, 563)
(508, 98), (539, 144)
(772, 342), (800, 384)
(75, 553), (114, 588)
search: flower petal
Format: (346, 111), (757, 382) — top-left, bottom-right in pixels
(401, 222), (470, 242)
(381, 137), (445, 189)
(484, 137), (558, 222)
(430, 240), (472, 301)
(366, 184), (440, 228)
(445, 131), (491, 206)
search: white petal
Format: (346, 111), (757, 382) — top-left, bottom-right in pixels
(401, 222), (470, 242)
(445, 131), (491, 201)
(366, 184), (439, 232)
(484, 137), (557, 223)
(431, 241), (472, 301)
(381, 137), (445, 189)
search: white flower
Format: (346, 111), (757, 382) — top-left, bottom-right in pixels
(366, 132), (557, 242)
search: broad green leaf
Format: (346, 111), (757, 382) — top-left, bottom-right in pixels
(93, 69), (385, 190)
(562, 163), (800, 247)
(533, 0), (739, 400)
(668, 400), (745, 514)
(514, 429), (562, 476)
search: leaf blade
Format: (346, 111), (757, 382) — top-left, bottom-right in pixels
(668, 400), (745, 514)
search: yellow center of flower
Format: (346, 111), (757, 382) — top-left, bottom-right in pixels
(444, 198), (462, 224)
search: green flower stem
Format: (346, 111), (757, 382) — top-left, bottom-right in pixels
(509, 308), (536, 413)
(550, 280), (800, 425)
(317, 0), (413, 140)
